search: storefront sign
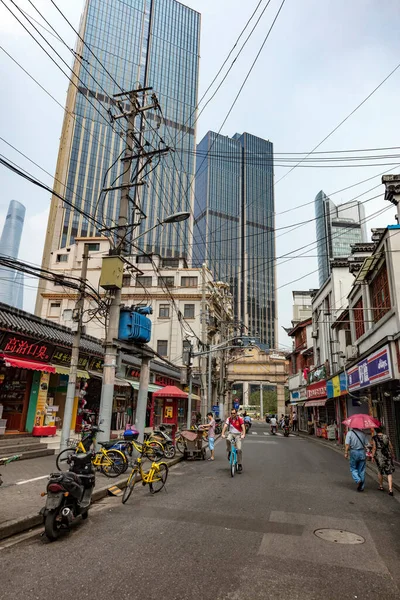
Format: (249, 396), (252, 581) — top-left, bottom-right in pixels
(0, 333), (54, 362)
(327, 372), (347, 399)
(155, 375), (178, 387)
(88, 356), (104, 372)
(52, 348), (89, 369)
(306, 380), (327, 399)
(348, 345), (392, 391)
(35, 372), (50, 426)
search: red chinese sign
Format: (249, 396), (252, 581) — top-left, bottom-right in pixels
(1, 333), (53, 362)
(155, 375), (178, 387)
(306, 380), (327, 400)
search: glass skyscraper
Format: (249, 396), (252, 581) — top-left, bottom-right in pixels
(194, 131), (276, 348)
(315, 190), (367, 286)
(0, 200), (25, 309)
(38, 0), (200, 310)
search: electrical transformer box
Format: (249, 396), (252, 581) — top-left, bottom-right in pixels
(99, 256), (124, 290)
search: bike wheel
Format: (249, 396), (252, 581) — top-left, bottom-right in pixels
(163, 442), (176, 459)
(149, 463), (168, 494)
(56, 448), (75, 472)
(145, 441), (164, 462)
(231, 460), (235, 478)
(122, 470), (137, 504)
(176, 437), (185, 454)
(100, 450), (126, 478)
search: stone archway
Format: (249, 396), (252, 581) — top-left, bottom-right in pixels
(225, 346), (288, 416)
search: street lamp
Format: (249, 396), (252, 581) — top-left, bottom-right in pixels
(132, 212), (190, 241)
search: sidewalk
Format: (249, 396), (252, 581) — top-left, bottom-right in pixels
(298, 431), (400, 492)
(0, 451), (182, 541)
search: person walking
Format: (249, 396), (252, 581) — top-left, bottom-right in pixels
(344, 428), (368, 491)
(292, 411), (298, 432)
(371, 428), (395, 496)
(201, 412), (216, 461)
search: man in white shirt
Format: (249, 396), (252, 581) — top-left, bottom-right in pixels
(270, 415), (277, 434)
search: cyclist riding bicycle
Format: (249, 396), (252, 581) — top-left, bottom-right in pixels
(222, 408), (246, 473)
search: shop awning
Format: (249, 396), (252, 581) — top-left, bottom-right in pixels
(190, 393), (201, 401)
(305, 399), (327, 407)
(87, 371), (131, 387)
(128, 381), (163, 393)
(52, 364), (89, 379)
(153, 385), (188, 399)
(1, 356), (55, 373)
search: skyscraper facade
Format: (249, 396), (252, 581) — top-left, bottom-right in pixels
(194, 131), (276, 348)
(38, 0), (200, 311)
(315, 190), (367, 286)
(0, 200), (25, 309)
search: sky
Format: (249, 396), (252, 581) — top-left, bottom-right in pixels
(0, 0), (400, 350)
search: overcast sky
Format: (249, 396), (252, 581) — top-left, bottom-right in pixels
(1, 0), (400, 349)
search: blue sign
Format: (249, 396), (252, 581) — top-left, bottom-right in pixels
(348, 345), (392, 391)
(212, 405), (219, 416)
(233, 400), (240, 411)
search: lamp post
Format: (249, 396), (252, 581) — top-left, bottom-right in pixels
(98, 211), (190, 445)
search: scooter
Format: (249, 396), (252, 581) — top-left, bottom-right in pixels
(150, 425), (176, 459)
(283, 424), (290, 437)
(40, 452), (95, 541)
(270, 425), (277, 435)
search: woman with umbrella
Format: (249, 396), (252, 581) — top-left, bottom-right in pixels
(343, 414), (380, 492)
(371, 428), (395, 496)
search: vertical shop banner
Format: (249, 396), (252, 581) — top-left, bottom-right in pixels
(35, 372), (50, 426)
(348, 345), (392, 391)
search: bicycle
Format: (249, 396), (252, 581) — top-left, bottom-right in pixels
(56, 425), (127, 477)
(122, 447), (168, 504)
(228, 435), (239, 478)
(128, 438), (165, 462)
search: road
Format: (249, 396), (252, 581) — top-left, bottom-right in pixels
(1, 421), (400, 600)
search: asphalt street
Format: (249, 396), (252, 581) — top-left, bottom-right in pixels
(1, 421), (400, 600)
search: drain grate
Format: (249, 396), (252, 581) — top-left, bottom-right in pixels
(314, 529), (365, 544)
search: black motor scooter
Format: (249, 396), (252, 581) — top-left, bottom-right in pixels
(40, 452), (95, 541)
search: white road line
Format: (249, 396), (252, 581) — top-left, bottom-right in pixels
(16, 475), (48, 485)
(251, 431), (258, 435)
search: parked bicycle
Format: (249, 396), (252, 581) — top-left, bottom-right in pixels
(122, 446), (168, 504)
(56, 425), (127, 477)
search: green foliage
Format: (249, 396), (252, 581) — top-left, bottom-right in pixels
(249, 390), (277, 414)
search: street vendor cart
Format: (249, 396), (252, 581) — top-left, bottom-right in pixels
(180, 429), (206, 460)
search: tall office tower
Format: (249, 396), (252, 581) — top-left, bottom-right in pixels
(315, 191), (367, 286)
(37, 0), (200, 313)
(194, 131), (276, 348)
(0, 200), (26, 309)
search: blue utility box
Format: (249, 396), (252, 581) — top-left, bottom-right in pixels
(118, 306), (152, 343)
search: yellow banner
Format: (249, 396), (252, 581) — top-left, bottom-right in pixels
(35, 372), (50, 427)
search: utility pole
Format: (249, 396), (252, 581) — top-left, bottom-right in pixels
(97, 87), (167, 445)
(60, 244), (89, 451)
(218, 322), (226, 421)
(200, 263), (208, 419)
(260, 383), (263, 419)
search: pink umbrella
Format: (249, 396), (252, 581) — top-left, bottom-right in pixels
(342, 414), (380, 429)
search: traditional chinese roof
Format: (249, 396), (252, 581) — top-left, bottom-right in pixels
(0, 302), (103, 355)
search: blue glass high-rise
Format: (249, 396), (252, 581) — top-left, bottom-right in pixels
(39, 0), (200, 295)
(194, 131), (276, 348)
(0, 200), (25, 309)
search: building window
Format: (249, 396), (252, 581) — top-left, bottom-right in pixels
(136, 276), (152, 287)
(87, 243), (100, 252)
(48, 302), (61, 317)
(122, 274), (131, 287)
(158, 276), (175, 288)
(181, 276), (198, 288)
(184, 304), (195, 319)
(353, 297), (365, 339)
(370, 264), (391, 323)
(159, 304), (170, 318)
(157, 340), (168, 356)
(162, 258), (179, 268)
(56, 254), (68, 263)
(136, 255), (152, 264)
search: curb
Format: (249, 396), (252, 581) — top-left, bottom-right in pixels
(0, 455), (183, 542)
(298, 432), (400, 493)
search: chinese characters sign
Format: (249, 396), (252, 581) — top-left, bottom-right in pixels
(88, 356), (104, 372)
(52, 348), (89, 369)
(347, 345), (392, 391)
(306, 380), (327, 399)
(1, 334), (53, 362)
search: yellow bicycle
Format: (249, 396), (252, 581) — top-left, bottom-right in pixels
(122, 448), (168, 504)
(56, 425), (127, 477)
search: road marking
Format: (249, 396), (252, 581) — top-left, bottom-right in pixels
(251, 431), (258, 435)
(16, 475), (48, 485)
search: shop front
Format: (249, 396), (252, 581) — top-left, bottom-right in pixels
(326, 372), (348, 444)
(0, 333), (56, 433)
(152, 385), (188, 436)
(305, 381), (328, 437)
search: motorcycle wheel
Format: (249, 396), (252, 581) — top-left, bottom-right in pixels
(44, 510), (62, 541)
(81, 511), (89, 520)
(163, 443), (176, 459)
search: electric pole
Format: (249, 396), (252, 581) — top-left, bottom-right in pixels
(60, 243), (89, 451)
(218, 321), (226, 421)
(200, 263), (208, 419)
(97, 87), (169, 445)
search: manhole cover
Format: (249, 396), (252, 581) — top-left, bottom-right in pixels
(314, 529), (365, 544)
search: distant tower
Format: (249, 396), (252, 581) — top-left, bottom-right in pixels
(0, 200), (26, 308)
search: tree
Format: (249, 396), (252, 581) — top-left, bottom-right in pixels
(249, 390), (277, 414)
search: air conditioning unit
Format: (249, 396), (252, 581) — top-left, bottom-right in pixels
(311, 328), (318, 339)
(345, 345), (358, 360)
